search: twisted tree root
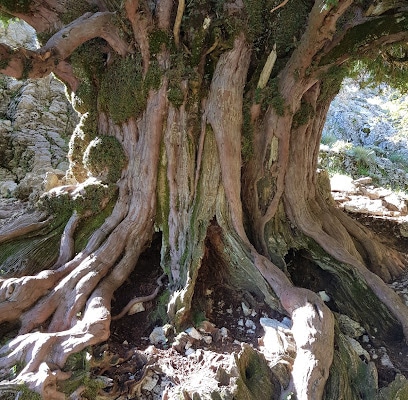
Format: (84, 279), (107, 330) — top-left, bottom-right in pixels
(111, 273), (166, 320)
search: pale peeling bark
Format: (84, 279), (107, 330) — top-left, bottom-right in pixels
(206, 34), (250, 241)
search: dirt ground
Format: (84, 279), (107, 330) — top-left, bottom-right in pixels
(74, 214), (408, 399)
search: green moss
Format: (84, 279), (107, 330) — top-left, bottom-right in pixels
(149, 29), (171, 56)
(99, 54), (151, 123)
(319, 65), (348, 101)
(69, 39), (106, 113)
(255, 78), (285, 116)
(0, 215), (67, 276)
(36, 30), (56, 46)
(168, 85), (184, 107)
(149, 289), (170, 325)
(21, 58), (32, 80)
(0, 0), (31, 13)
(235, 344), (278, 399)
(2, 385), (42, 400)
(39, 182), (117, 218)
(83, 136), (126, 183)
(321, 13), (408, 65)
(74, 198), (115, 252)
(60, 2), (98, 25)
(59, 350), (105, 399)
(292, 100), (314, 128)
(325, 326), (377, 400)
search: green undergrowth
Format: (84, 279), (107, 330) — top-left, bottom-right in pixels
(58, 349), (105, 399)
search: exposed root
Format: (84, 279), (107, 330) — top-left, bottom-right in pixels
(173, 0), (185, 48)
(270, 0), (290, 14)
(112, 272), (166, 320)
(54, 211), (80, 267)
(253, 252), (334, 400)
(0, 211), (50, 244)
(0, 288), (111, 400)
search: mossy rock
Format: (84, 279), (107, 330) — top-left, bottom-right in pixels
(378, 374), (408, 400)
(235, 344), (280, 400)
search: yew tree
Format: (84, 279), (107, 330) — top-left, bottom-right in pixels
(1, 0), (408, 398)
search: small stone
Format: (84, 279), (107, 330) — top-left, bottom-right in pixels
(128, 301), (145, 315)
(353, 177), (372, 185)
(241, 302), (251, 316)
(142, 373), (159, 391)
(202, 335), (212, 344)
(380, 352), (395, 369)
(198, 320), (217, 334)
(245, 319), (256, 330)
(185, 327), (202, 340)
(347, 337), (370, 361)
(149, 326), (167, 345)
(185, 348), (195, 356)
(237, 319), (244, 327)
(338, 314), (365, 338)
(172, 332), (190, 353)
(219, 327), (229, 338)
(362, 335), (370, 343)
(281, 317), (292, 329)
(318, 291), (331, 302)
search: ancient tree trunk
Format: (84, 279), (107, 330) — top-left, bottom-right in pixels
(1, 0), (408, 399)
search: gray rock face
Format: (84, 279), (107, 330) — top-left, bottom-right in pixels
(0, 21), (78, 202)
(323, 79), (408, 153)
(321, 78), (408, 191)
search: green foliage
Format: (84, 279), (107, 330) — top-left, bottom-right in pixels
(83, 136), (127, 183)
(318, 14), (408, 98)
(321, 132), (338, 147)
(350, 46), (408, 93)
(346, 146), (376, 167)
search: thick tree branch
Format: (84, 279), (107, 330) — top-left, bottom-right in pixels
(125, 0), (151, 74)
(41, 11), (130, 59)
(0, 12), (129, 88)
